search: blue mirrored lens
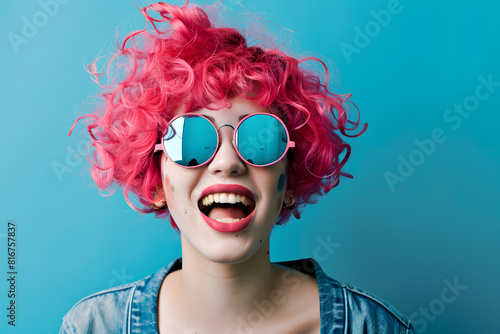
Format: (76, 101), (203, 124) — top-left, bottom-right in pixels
(163, 115), (217, 167)
(236, 114), (288, 165)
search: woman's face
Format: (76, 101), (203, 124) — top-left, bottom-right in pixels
(160, 97), (290, 263)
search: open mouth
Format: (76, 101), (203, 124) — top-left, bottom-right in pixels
(198, 193), (256, 223)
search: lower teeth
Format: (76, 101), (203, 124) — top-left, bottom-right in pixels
(214, 218), (242, 223)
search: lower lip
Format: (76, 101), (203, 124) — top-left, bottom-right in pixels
(201, 211), (254, 233)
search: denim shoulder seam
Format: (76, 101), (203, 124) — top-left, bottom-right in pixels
(342, 284), (349, 334)
(125, 283), (137, 334)
(66, 280), (139, 311)
(340, 283), (412, 329)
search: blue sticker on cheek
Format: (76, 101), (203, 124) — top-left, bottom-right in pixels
(277, 173), (286, 192)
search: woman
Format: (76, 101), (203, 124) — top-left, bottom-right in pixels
(60, 1), (415, 333)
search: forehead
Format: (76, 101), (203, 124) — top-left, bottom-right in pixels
(184, 97), (270, 125)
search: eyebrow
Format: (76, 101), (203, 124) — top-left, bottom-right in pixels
(201, 114), (215, 123)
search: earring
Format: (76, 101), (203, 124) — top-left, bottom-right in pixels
(150, 201), (167, 211)
(282, 195), (295, 210)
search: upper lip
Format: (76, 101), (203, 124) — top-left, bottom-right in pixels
(199, 184), (255, 201)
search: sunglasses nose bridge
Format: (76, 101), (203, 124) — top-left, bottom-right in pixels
(214, 122), (237, 154)
(214, 122), (238, 153)
(207, 122), (246, 175)
(216, 123), (235, 131)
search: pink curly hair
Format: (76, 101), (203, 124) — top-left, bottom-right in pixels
(71, 1), (367, 229)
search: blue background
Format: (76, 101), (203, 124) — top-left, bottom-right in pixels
(1, 0), (499, 333)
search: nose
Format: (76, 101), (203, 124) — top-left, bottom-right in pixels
(207, 124), (247, 176)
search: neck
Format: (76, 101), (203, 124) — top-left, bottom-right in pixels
(171, 234), (279, 330)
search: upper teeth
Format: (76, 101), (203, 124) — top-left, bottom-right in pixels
(202, 193), (250, 206)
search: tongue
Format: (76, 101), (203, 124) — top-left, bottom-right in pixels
(208, 206), (247, 220)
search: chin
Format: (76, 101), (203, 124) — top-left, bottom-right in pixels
(196, 238), (260, 264)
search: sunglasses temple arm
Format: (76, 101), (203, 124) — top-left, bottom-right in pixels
(289, 141), (295, 148)
(154, 143), (163, 152)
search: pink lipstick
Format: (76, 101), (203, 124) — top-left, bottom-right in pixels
(198, 184), (255, 233)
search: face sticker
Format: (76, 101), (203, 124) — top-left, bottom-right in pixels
(277, 173), (286, 192)
(164, 174), (174, 193)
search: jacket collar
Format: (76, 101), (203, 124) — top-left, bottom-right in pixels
(129, 257), (345, 334)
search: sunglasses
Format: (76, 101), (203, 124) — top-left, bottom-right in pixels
(154, 113), (295, 168)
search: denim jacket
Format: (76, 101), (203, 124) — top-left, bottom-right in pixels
(59, 257), (414, 333)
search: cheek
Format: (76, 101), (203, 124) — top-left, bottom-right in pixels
(276, 197), (282, 212)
